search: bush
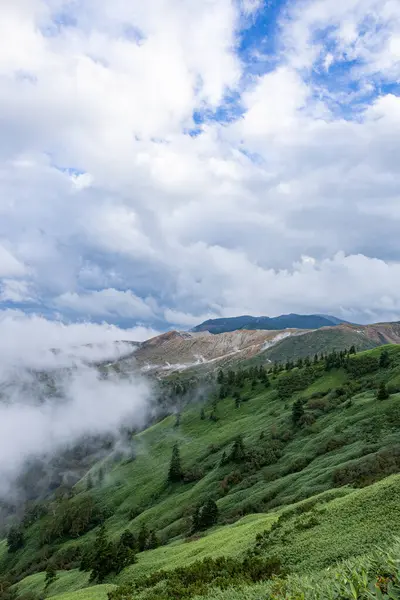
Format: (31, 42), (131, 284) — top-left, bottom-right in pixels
(333, 445), (400, 487)
(108, 554), (282, 600)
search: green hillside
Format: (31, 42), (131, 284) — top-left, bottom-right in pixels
(4, 345), (400, 600)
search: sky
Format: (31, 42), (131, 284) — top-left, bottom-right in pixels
(1, 0), (400, 337)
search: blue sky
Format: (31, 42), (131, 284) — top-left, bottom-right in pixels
(0, 0), (400, 340)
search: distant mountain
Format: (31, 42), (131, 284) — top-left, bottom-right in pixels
(191, 313), (350, 334)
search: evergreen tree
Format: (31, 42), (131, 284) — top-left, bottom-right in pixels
(89, 524), (115, 583)
(174, 412), (181, 428)
(296, 358), (304, 369)
(292, 399), (305, 427)
(168, 442), (183, 483)
(209, 408), (219, 422)
(138, 524), (148, 552)
(7, 526), (24, 553)
(200, 408), (206, 420)
(313, 354), (319, 364)
(120, 529), (136, 550)
(86, 474), (93, 491)
(98, 467), (105, 485)
(234, 391), (241, 408)
(192, 498), (219, 531)
(219, 386), (227, 400)
(146, 530), (159, 550)
(113, 539), (136, 574)
(377, 382), (390, 400)
(229, 435), (246, 462)
(191, 505), (201, 533)
(349, 345), (356, 355)
(217, 369), (224, 384)
(304, 356), (311, 367)
(379, 349), (391, 368)
(220, 451), (227, 466)
(44, 563), (57, 589)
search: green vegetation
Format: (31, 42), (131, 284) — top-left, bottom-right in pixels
(5, 345), (400, 600)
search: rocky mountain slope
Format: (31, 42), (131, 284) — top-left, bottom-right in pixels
(125, 322), (400, 376)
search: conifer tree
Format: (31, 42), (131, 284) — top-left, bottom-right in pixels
(379, 349), (391, 368)
(146, 530), (160, 550)
(217, 369), (224, 384)
(44, 563), (57, 589)
(229, 435), (246, 462)
(377, 382), (390, 400)
(199, 498), (219, 529)
(168, 442), (183, 483)
(7, 526), (24, 553)
(89, 524), (114, 583)
(292, 399), (305, 427)
(138, 524), (148, 552)
(200, 408), (206, 420)
(120, 529), (136, 550)
(86, 474), (93, 491)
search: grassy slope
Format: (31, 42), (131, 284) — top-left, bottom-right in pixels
(11, 345), (400, 599)
(259, 328), (379, 363)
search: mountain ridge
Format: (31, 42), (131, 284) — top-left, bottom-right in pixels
(191, 313), (352, 334)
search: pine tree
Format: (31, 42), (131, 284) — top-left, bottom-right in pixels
(217, 369), (224, 384)
(313, 354), (319, 364)
(113, 539), (135, 574)
(7, 526), (24, 553)
(146, 530), (159, 550)
(174, 413), (181, 428)
(349, 345), (356, 355)
(44, 563), (57, 589)
(86, 474), (93, 491)
(219, 451), (227, 466)
(379, 349), (391, 368)
(198, 498), (219, 530)
(167, 443), (183, 483)
(292, 399), (305, 427)
(377, 382), (390, 400)
(98, 467), (105, 485)
(120, 529), (136, 550)
(191, 505), (201, 533)
(200, 408), (206, 420)
(89, 524), (115, 583)
(138, 524), (148, 552)
(229, 435), (246, 462)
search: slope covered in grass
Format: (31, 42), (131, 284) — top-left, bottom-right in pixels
(6, 344), (400, 600)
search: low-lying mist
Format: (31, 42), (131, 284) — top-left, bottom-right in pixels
(0, 311), (158, 499)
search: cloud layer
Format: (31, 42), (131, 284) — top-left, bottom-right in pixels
(0, 0), (400, 328)
(0, 311), (156, 494)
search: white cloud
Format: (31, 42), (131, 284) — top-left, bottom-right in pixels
(0, 244), (26, 278)
(0, 0), (400, 329)
(55, 289), (156, 319)
(0, 310), (157, 494)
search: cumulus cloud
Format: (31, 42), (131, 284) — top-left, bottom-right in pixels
(0, 0), (400, 329)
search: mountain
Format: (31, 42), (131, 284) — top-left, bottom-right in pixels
(127, 321), (400, 376)
(192, 313), (351, 334)
(7, 343), (400, 600)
